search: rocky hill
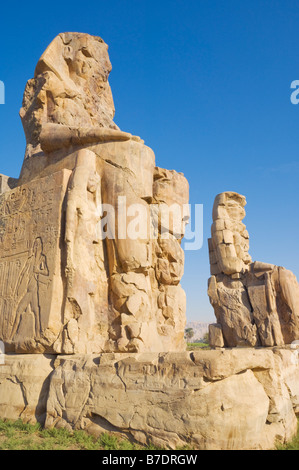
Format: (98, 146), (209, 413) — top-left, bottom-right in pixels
(185, 321), (211, 341)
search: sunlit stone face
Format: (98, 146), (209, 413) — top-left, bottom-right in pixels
(209, 191), (251, 275)
(224, 199), (246, 222)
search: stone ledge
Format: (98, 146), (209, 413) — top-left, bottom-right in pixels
(0, 348), (298, 450)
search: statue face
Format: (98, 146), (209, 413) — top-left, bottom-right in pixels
(66, 36), (112, 84)
(224, 199), (245, 222)
(87, 173), (101, 193)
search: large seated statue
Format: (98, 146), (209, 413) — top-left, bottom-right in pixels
(208, 191), (299, 348)
(0, 33), (189, 354)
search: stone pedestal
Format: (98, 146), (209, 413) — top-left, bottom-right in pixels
(0, 348), (298, 450)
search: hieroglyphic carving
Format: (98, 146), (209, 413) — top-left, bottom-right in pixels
(0, 170), (70, 351)
(11, 237), (49, 339)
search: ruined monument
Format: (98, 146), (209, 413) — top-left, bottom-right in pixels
(208, 191), (299, 348)
(0, 32), (188, 355)
(0, 34), (298, 451)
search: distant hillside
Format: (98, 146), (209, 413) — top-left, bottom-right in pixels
(185, 321), (211, 341)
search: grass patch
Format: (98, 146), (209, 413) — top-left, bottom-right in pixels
(187, 342), (210, 350)
(276, 420), (299, 450)
(1, 417), (297, 450)
(0, 419), (152, 450)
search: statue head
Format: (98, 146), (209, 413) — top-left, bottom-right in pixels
(20, 32), (118, 159)
(209, 191), (252, 276)
(34, 32), (113, 93)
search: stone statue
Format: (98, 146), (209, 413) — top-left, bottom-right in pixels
(0, 32), (189, 354)
(208, 191), (299, 348)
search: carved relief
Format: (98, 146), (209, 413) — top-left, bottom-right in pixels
(0, 171), (70, 352)
(11, 237), (49, 339)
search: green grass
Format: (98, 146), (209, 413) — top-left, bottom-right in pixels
(0, 417), (298, 450)
(0, 419), (153, 450)
(187, 342), (210, 350)
(276, 420), (299, 450)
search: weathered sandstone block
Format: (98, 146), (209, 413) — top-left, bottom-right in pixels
(0, 348), (298, 450)
(208, 323), (224, 348)
(0, 354), (54, 424)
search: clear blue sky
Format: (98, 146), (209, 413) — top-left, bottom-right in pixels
(0, 0), (299, 322)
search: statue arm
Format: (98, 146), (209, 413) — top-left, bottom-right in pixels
(34, 255), (49, 278)
(39, 123), (142, 153)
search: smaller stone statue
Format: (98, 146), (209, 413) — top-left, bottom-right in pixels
(208, 191), (299, 348)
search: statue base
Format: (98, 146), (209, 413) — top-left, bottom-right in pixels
(0, 347), (298, 450)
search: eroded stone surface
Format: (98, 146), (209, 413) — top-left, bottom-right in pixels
(1, 348), (298, 450)
(40, 347), (299, 449)
(0, 354), (54, 424)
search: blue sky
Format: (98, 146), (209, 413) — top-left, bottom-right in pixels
(0, 0), (299, 322)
